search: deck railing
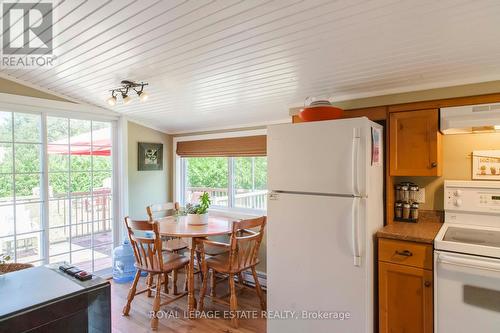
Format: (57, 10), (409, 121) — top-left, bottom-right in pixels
(234, 190), (268, 210)
(52, 188), (112, 237)
(1, 189), (113, 239)
(0, 188), (113, 263)
(185, 187), (267, 210)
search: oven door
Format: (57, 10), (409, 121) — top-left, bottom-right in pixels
(435, 251), (500, 333)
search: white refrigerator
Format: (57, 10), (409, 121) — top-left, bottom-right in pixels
(267, 117), (383, 333)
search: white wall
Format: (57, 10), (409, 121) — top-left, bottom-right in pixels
(127, 121), (172, 220)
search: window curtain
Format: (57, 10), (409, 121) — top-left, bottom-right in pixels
(176, 135), (266, 157)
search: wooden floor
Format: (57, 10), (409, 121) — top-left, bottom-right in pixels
(111, 272), (267, 333)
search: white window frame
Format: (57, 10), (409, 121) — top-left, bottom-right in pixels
(173, 129), (267, 216)
(0, 93), (122, 273)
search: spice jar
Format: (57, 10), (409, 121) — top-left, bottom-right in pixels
(394, 202), (403, 219)
(401, 184), (410, 203)
(402, 203), (411, 219)
(395, 184), (402, 202)
(409, 184), (419, 203)
(410, 202), (419, 221)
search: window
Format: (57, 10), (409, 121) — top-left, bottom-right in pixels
(0, 112), (115, 274)
(0, 112), (43, 265)
(184, 157), (229, 207)
(234, 157), (267, 210)
(181, 156), (267, 211)
(47, 117), (113, 273)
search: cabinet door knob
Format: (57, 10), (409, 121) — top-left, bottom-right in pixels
(395, 250), (413, 257)
(431, 162), (437, 168)
(424, 281), (431, 287)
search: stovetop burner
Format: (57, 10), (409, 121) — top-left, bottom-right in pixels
(443, 227), (500, 248)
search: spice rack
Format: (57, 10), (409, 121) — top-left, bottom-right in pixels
(394, 182), (419, 223)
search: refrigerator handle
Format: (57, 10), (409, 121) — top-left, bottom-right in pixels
(352, 128), (361, 196)
(352, 197), (361, 267)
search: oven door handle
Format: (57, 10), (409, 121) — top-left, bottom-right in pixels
(438, 253), (500, 273)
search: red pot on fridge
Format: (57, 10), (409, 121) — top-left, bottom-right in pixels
(298, 100), (344, 122)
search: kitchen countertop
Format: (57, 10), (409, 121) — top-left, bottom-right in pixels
(0, 264), (109, 319)
(0, 264), (111, 332)
(377, 210), (444, 244)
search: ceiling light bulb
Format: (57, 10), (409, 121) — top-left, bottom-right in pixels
(107, 96), (117, 106)
(122, 94), (132, 105)
(138, 91), (149, 102)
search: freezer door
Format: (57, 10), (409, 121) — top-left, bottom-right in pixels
(267, 118), (370, 196)
(267, 192), (369, 333)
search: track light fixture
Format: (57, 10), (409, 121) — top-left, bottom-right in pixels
(107, 92), (117, 106)
(137, 90), (149, 102)
(107, 80), (149, 106)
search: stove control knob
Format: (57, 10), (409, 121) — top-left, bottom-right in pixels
(454, 198), (463, 207)
(454, 190), (463, 197)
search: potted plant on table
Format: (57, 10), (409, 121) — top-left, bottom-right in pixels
(184, 192), (211, 225)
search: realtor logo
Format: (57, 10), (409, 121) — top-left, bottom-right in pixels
(1, 1), (56, 68)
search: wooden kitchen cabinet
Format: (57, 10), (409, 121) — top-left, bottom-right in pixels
(379, 239), (433, 333)
(389, 109), (442, 176)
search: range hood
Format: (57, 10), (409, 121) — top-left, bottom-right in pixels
(440, 103), (500, 134)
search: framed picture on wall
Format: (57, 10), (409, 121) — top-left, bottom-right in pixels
(472, 150), (500, 180)
(138, 142), (163, 171)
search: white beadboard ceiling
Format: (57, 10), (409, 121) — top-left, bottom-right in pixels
(3, 0), (500, 133)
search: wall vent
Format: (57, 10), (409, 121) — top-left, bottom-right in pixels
(472, 104), (500, 112)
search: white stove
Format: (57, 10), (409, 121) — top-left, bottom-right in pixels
(434, 180), (500, 333)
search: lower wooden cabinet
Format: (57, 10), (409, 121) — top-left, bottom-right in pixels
(378, 239), (433, 333)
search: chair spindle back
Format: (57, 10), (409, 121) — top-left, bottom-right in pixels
(146, 202), (179, 221)
(124, 217), (164, 272)
(228, 216), (266, 271)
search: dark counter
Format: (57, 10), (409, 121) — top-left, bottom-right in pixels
(0, 264), (110, 333)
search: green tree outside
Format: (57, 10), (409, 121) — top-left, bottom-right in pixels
(186, 157), (228, 188)
(234, 157), (267, 191)
(0, 113), (112, 201)
(185, 157), (267, 191)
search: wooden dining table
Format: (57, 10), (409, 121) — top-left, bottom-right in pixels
(157, 215), (234, 312)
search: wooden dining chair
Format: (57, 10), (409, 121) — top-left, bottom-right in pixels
(146, 202), (188, 253)
(122, 217), (189, 331)
(197, 216), (267, 328)
(147, 202), (190, 293)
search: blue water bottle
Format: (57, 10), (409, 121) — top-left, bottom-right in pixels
(112, 239), (137, 283)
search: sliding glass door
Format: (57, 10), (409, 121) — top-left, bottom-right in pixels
(0, 112), (43, 265)
(0, 111), (115, 274)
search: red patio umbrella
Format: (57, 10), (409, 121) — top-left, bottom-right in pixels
(47, 128), (111, 156)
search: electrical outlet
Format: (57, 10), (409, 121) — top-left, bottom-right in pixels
(415, 188), (426, 203)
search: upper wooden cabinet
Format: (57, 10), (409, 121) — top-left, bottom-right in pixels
(389, 109), (442, 176)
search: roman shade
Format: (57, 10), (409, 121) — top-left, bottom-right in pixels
(176, 135), (266, 157)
